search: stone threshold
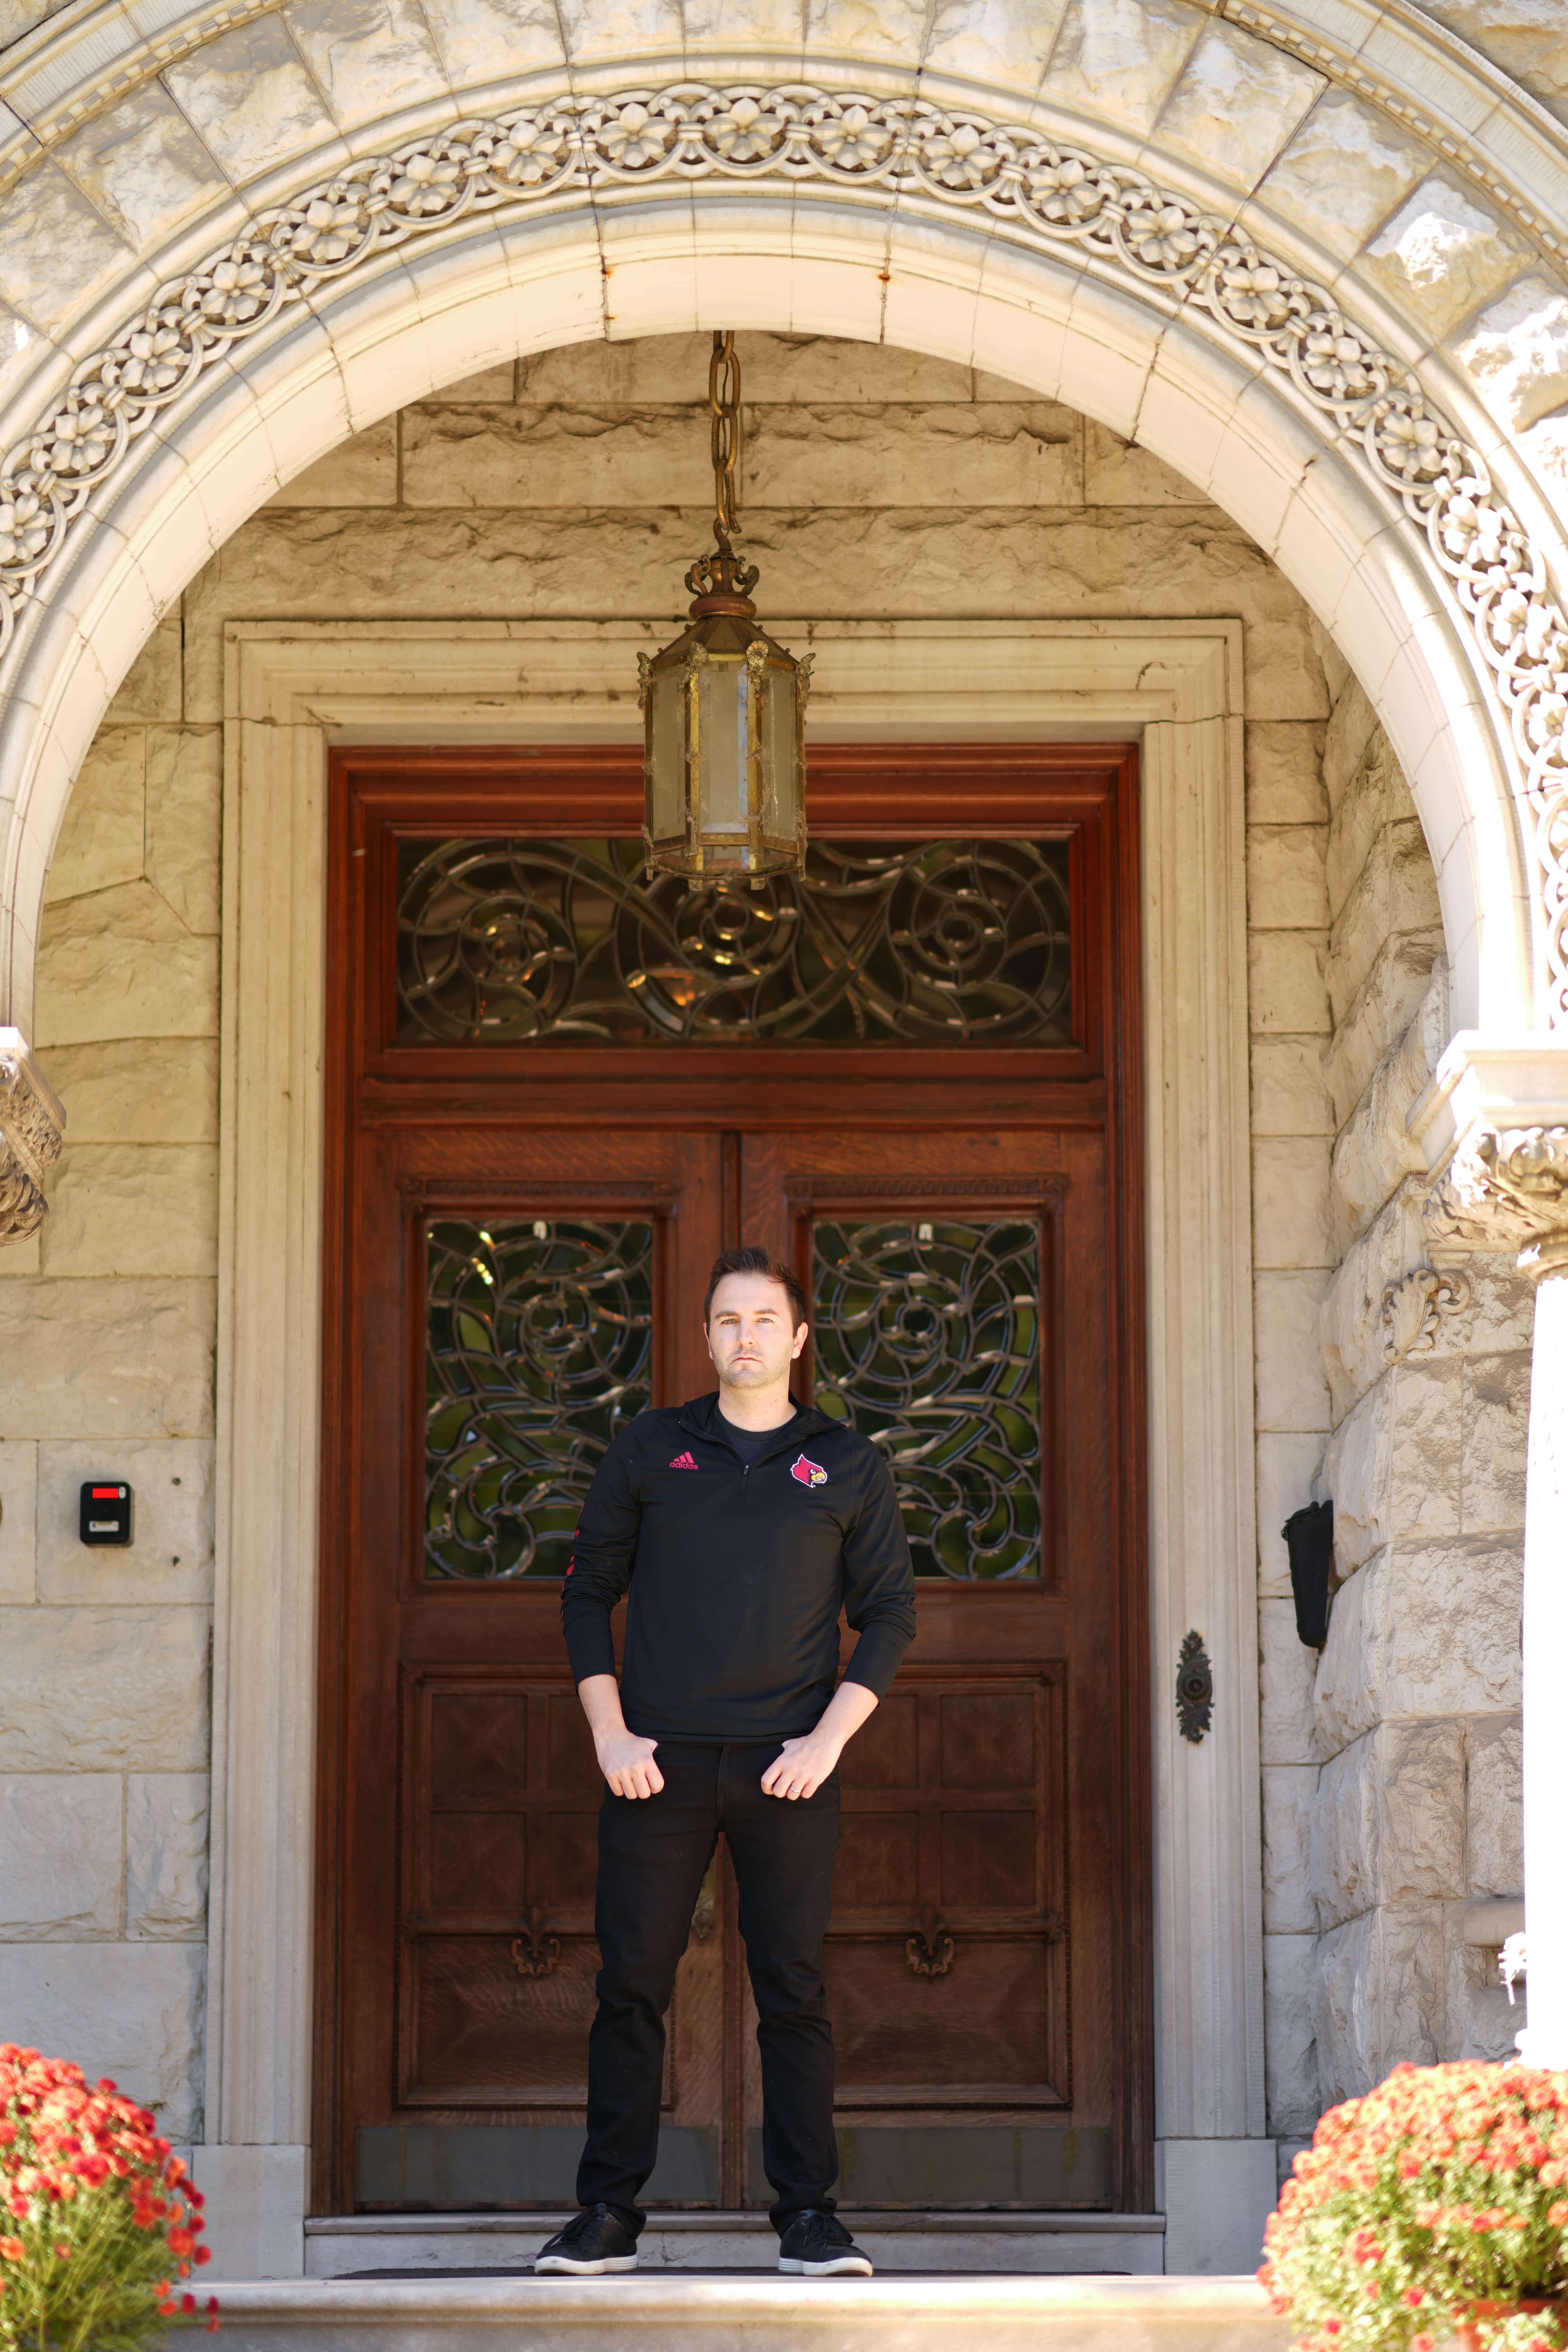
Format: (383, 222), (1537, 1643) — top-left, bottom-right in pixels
(215, 2273), (1280, 2351)
(302, 2208), (1169, 2278)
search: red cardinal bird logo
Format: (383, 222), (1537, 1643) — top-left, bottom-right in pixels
(790, 1453), (828, 1488)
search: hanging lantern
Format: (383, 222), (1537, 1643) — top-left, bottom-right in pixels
(640, 332), (811, 882)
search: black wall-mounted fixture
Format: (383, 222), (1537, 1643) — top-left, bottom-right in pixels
(80, 1481), (132, 1546)
(1177, 1631), (1213, 1743)
(1282, 1499), (1334, 1648)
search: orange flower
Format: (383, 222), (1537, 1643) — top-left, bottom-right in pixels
(0, 2238), (22, 2261)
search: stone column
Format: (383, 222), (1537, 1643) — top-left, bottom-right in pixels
(1434, 1125), (1568, 2066)
(0, 1027), (64, 1242)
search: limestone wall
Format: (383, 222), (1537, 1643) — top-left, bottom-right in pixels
(0, 326), (1507, 2178)
(1304, 648), (1530, 2117)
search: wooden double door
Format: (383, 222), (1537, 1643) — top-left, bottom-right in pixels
(315, 745), (1151, 2216)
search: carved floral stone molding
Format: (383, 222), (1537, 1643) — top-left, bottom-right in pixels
(1381, 1264), (1471, 1363)
(1426, 1125), (1568, 1277)
(0, 81), (1566, 1017)
(0, 1027), (64, 1243)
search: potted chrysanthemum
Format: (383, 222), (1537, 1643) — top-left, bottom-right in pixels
(1261, 2062), (1568, 2352)
(0, 2044), (217, 2352)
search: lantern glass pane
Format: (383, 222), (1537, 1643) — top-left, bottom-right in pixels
(759, 664), (799, 841)
(648, 668), (685, 843)
(696, 658), (749, 853)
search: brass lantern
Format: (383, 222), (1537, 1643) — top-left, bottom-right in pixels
(640, 333), (811, 882)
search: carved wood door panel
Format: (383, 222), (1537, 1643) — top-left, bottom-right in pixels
(318, 743), (1150, 2218)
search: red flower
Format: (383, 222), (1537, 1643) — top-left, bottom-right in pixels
(0, 2238), (22, 2261)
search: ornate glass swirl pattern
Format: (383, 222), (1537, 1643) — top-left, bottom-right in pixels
(811, 1218), (1042, 1579)
(395, 836), (1071, 1046)
(424, 1217), (652, 1578)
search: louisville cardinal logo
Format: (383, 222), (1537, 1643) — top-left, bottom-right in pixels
(790, 1453), (828, 1488)
(669, 1450), (699, 1470)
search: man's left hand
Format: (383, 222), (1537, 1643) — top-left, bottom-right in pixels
(762, 1731), (841, 1801)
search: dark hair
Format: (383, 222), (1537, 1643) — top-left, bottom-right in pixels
(703, 1246), (807, 1331)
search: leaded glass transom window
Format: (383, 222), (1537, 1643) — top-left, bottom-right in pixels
(395, 836), (1071, 1046)
(424, 1217), (653, 1579)
(811, 1219), (1042, 1579)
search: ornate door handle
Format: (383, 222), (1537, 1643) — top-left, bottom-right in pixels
(906, 1908), (955, 1978)
(511, 1905), (561, 1979)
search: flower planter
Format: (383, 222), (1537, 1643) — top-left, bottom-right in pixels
(1453, 2302), (1566, 2352)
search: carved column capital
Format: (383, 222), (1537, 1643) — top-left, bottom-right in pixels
(1426, 1124), (1568, 1279)
(0, 1028), (64, 1244)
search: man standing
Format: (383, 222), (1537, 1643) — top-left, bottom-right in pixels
(535, 1245), (916, 2279)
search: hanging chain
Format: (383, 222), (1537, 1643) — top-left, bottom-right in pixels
(709, 330), (741, 549)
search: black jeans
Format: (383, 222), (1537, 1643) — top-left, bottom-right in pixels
(577, 1737), (841, 2235)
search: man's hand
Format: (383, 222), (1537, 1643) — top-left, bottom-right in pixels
(594, 1725), (665, 1800)
(762, 1679), (881, 1800)
(577, 1674), (664, 1798)
(761, 1728), (842, 1801)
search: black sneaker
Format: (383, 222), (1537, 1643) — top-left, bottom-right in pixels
(777, 2210), (874, 2276)
(534, 2203), (640, 2274)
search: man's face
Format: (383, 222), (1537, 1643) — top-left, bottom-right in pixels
(704, 1273), (809, 1391)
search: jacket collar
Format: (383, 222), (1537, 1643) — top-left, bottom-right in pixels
(679, 1389), (828, 1463)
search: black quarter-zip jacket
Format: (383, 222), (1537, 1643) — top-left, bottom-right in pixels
(561, 1391), (917, 1742)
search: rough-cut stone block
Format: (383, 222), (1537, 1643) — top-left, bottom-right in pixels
(1387, 1358), (1464, 1541)
(35, 882), (218, 1046)
(1312, 1731), (1380, 1926)
(1261, 1595), (1323, 1765)
(1157, 20), (1323, 192)
(1083, 424), (1203, 505)
(0, 1279), (215, 1439)
(45, 728), (146, 905)
(920, 0), (1072, 92)
(747, 402), (1083, 508)
(1320, 1173), (1429, 1417)
(40, 1145), (219, 1280)
(1450, 273), (1568, 434)
(1257, 1429), (1327, 1598)
(1443, 1899), (1527, 2064)
(1378, 1720), (1466, 1904)
(1256, 89), (1432, 262)
(1327, 829), (1439, 1032)
(35, 1039), (219, 1145)
(417, 0), (562, 89)
(269, 421), (399, 507)
(1329, 959), (1445, 1256)
(126, 1773), (209, 1937)
(1047, 0), (1206, 130)
(164, 16), (340, 183)
(1252, 1137), (1332, 1270)
(37, 1437), (213, 1605)
(515, 333), (974, 407)
(1320, 670), (1380, 810)
(1246, 724), (1327, 827)
(1363, 170), (1533, 342)
(0, 1774), (123, 1937)
(55, 83), (227, 249)
(1466, 1715), (1523, 1898)
(1314, 1904), (1443, 2103)
(1323, 929), (1448, 1130)
(0, 157), (134, 332)
(1315, 1538), (1521, 1753)
(0, 1606), (209, 1770)
(0, 1943), (205, 2139)
(1247, 825), (1329, 931)
(0, 1439), (36, 1603)
(1255, 1269), (1331, 1432)
(145, 732), (221, 936)
(283, 0), (449, 126)
(1324, 1383), (1393, 1574)
(1462, 1352), (1530, 1534)
(1263, 1764), (1317, 1931)
(105, 615), (182, 726)
(1264, 1932), (1320, 2136)
(1248, 932), (1330, 1037)
(1250, 1036), (1333, 1140)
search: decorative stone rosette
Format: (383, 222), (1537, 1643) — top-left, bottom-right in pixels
(0, 1028), (64, 1243)
(0, 81), (1565, 1017)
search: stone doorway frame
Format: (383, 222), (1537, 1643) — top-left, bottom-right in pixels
(203, 615), (1264, 2274)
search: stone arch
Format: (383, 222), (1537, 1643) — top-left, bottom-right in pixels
(0, 19), (1563, 1059)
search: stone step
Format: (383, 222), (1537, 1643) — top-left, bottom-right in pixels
(304, 2208), (1168, 2277)
(218, 2273), (1282, 2352)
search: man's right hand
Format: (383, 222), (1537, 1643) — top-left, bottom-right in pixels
(594, 1727), (665, 1800)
